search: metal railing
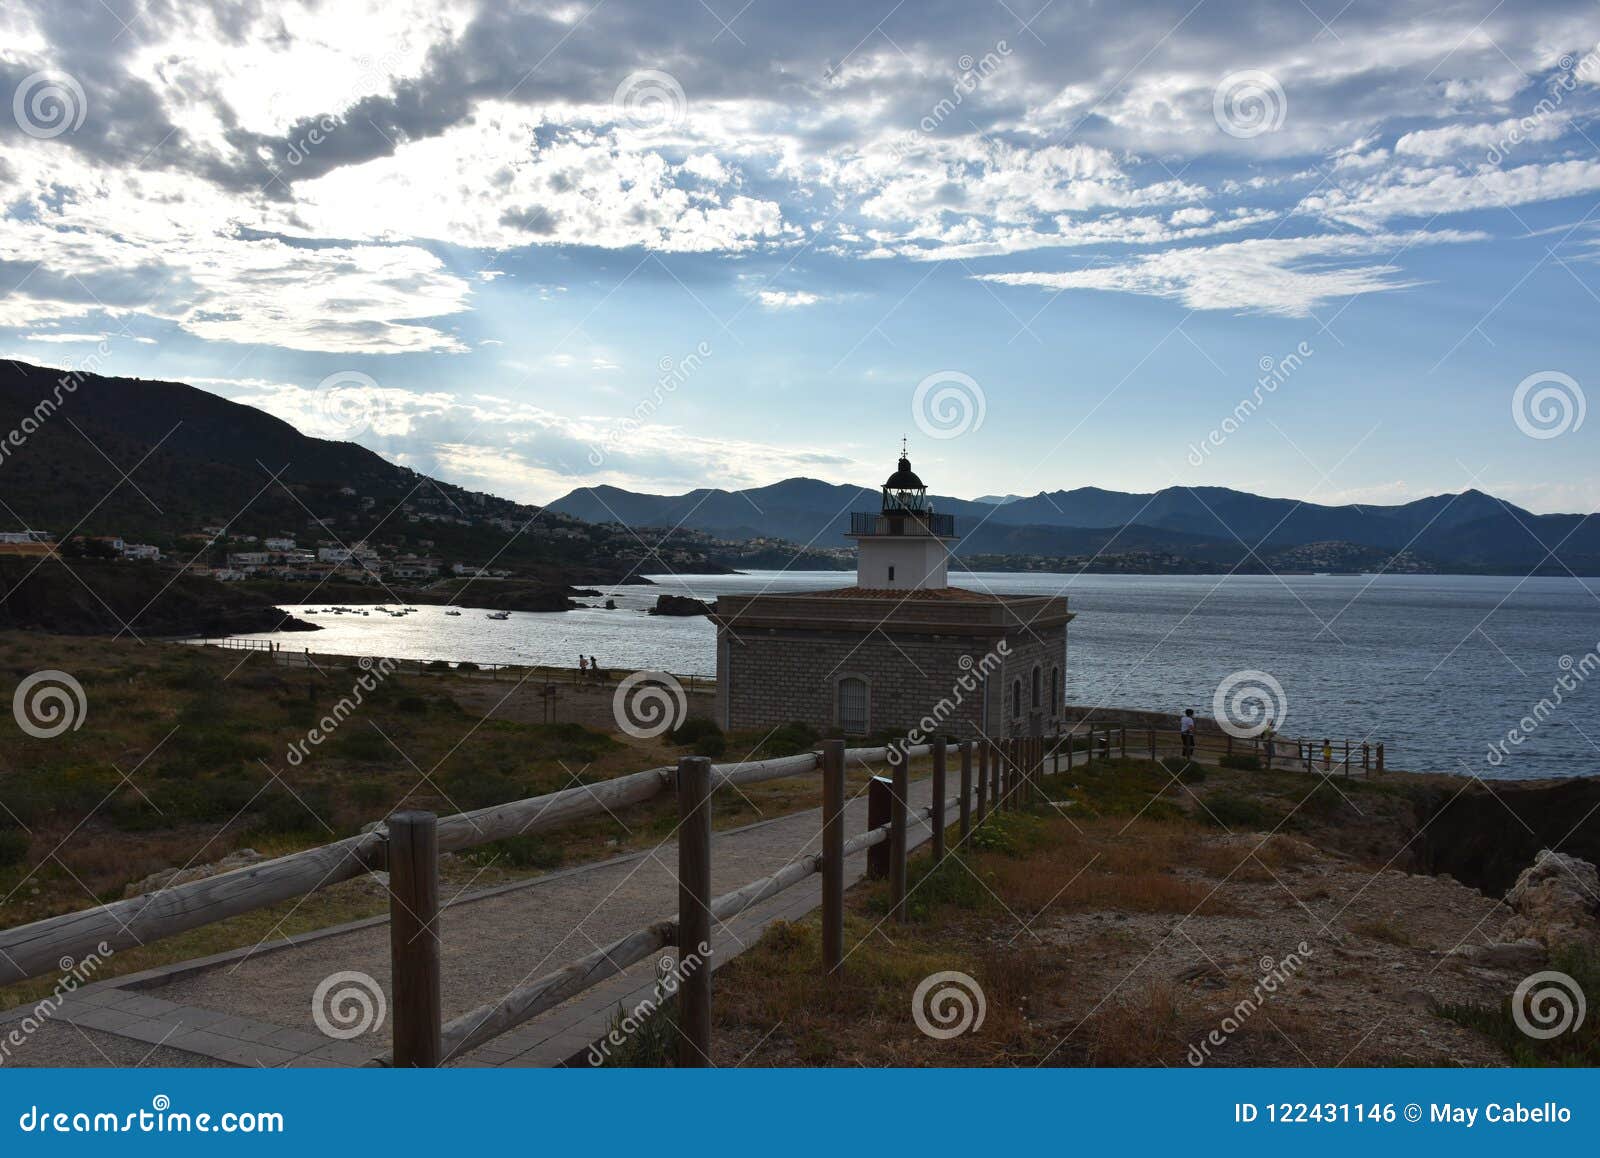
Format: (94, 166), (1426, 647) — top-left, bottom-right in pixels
(848, 510), (957, 537)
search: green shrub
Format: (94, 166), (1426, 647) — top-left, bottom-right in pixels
(1219, 754), (1261, 772)
(1436, 947), (1599, 1065)
(1200, 793), (1271, 829)
(670, 717), (722, 746)
(759, 721), (819, 757)
(693, 731), (727, 758)
(456, 661), (479, 672)
(426, 660), (451, 672)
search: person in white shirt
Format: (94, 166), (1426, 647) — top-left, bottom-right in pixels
(1180, 709), (1196, 758)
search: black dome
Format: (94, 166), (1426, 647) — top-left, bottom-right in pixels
(884, 455), (924, 489)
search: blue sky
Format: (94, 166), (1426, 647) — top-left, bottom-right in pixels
(1, 0), (1597, 512)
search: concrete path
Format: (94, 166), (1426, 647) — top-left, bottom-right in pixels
(12, 759), (1012, 1067)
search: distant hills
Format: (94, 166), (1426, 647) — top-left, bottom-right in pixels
(2, 359), (1593, 581)
(0, 361), (706, 586)
(549, 478), (1600, 576)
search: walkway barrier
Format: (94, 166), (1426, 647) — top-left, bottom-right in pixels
(1136, 726), (1384, 776)
(378, 729), (1105, 1067)
(0, 722), (1185, 1066)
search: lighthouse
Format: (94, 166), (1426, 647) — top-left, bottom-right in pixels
(710, 440), (1071, 739)
(845, 443), (957, 590)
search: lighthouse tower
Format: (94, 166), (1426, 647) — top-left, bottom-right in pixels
(845, 443), (957, 590)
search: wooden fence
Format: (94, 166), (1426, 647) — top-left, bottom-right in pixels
(1135, 726), (1384, 776)
(0, 726), (1123, 1067)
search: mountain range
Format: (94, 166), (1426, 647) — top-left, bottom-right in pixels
(548, 478), (1600, 575)
(1, 359), (1593, 578)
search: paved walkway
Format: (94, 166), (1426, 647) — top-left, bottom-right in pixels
(12, 757), (1029, 1067)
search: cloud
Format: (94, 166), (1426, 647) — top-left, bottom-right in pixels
(976, 231), (1485, 316)
(757, 290), (823, 309)
(1303, 158), (1600, 226)
(193, 373), (865, 503)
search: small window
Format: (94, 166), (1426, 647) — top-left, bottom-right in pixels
(838, 677), (868, 734)
(1031, 666), (1041, 709)
(1011, 679), (1021, 718)
(887, 565), (895, 582)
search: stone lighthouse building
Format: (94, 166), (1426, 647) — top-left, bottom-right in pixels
(711, 448), (1071, 740)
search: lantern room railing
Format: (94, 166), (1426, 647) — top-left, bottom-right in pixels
(849, 510), (956, 537)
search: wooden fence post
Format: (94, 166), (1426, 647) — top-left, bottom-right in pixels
(1001, 739), (1014, 810)
(1148, 728), (1156, 760)
(821, 741), (845, 975)
(1119, 726), (1126, 760)
(388, 811), (441, 1068)
(866, 775), (892, 879)
(889, 748), (910, 922)
(1376, 743), (1385, 774)
(931, 740), (947, 863)
(958, 740), (973, 842)
(676, 756), (713, 1067)
(990, 740), (1001, 812)
(975, 741), (988, 822)
(1362, 742), (1370, 774)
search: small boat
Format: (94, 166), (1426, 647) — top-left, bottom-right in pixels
(444, 608), (461, 616)
(486, 610), (510, 620)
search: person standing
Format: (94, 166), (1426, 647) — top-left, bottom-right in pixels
(578, 655), (587, 682)
(1180, 708), (1196, 759)
(1322, 738), (1333, 771)
(1263, 723), (1277, 770)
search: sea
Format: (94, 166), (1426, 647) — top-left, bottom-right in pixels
(221, 571), (1600, 781)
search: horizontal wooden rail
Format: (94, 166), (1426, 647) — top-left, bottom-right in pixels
(410, 791), (959, 1066)
(0, 742), (949, 986)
